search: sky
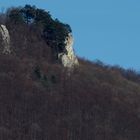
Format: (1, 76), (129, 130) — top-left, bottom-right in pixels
(1, 0), (140, 70)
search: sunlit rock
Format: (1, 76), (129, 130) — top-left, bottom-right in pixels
(0, 25), (11, 54)
(58, 33), (79, 68)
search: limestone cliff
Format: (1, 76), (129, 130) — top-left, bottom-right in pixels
(0, 25), (11, 54)
(0, 24), (79, 69)
(58, 33), (79, 68)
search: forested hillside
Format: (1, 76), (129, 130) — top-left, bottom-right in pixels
(0, 5), (140, 140)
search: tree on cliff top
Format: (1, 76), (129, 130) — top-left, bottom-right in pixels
(7, 5), (72, 57)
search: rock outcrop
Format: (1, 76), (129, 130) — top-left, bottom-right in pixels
(0, 25), (11, 54)
(0, 24), (78, 69)
(58, 33), (79, 68)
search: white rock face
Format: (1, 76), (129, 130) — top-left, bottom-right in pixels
(58, 34), (79, 68)
(0, 25), (11, 54)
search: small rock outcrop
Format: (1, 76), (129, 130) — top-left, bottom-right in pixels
(58, 34), (79, 68)
(0, 25), (11, 54)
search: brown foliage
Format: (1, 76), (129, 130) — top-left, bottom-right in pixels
(0, 9), (140, 140)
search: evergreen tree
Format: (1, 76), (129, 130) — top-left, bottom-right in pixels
(20, 5), (36, 24)
(8, 7), (24, 24)
(7, 5), (72, 58)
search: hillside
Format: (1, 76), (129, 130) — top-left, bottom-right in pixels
(0, 5), (140, 140)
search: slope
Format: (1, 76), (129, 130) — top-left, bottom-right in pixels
(0, 5), (140, 140)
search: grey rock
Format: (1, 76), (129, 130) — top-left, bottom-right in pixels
(58, 33), (79, 68)
(0, 24), (11, 54)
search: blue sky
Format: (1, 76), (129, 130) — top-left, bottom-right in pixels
(1, 0), (140, 70)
